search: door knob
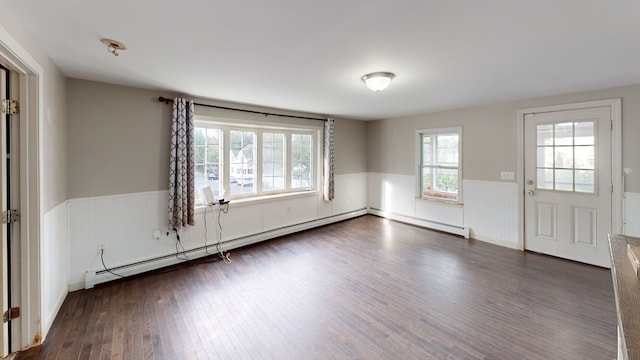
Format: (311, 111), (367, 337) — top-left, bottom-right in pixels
(527, 190), (535, 196)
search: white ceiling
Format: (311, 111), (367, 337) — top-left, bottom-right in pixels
(4, 1), (640, 120)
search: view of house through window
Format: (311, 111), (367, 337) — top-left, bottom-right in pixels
(194, 119), (318, 205)
(230, 129), (256, 195)
(418, 128), (461, 201)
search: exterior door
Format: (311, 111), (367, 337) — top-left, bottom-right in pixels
(0, 64), (8, 356)
(0, 65), (20, 355)
(524, 106), (612, 267)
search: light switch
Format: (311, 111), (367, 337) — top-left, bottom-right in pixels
(500, 171), (515, 181)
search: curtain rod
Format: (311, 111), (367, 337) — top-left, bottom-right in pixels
(158, 96), (325, 121)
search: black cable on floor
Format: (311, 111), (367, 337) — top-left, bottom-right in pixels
(100, 249), (124, 278)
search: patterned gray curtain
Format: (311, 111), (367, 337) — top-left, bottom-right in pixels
(168, 98), (195, 229)
(323, 118), (335, 201)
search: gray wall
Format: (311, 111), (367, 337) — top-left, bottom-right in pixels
(67, 79), (368, 199)
(368, 84), (640, 192)
(43, 67), (68, 210)
(335, 115), (367, 174)
(67, 79), (172, 198)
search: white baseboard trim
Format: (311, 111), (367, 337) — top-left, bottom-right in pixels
(368, 208), (470, 239)
(469, 231), (521, 250)
(43, 287), (69, 339)
(82, 208), (367, 290)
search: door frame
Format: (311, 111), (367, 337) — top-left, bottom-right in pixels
(0, 24), (43, 352)
(516, 99), (622, 251)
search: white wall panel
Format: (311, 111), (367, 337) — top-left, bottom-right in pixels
(367, 172), (468, 237)
(415, 199), (463, 227)
(367, 172), (383, 210)
(262, 195), (318, 231)
(463, 180), (519, 249)
(367, 172), (416, 216)
(68, 191), (170, 289)
(624, 192), (640, 236)
(333, 173), (368, 215)
(43, 201), (69, 334)
(68, 174), (367, 290)
(218, 202), (263, 241)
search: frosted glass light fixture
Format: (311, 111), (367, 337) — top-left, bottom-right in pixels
(361, 72), (395, 92)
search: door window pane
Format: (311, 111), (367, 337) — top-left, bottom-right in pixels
(537, 147), (553, 168)
(537, 169), (554, 190)
(537, 124), (553, 146)
(574, 121), (595, 145)
(535, 121), (596, 193)
(554, 146), (573, 168)
(555, 169), (573, 191)
(575, 146), (594, 170)
(575, 170), (595, 193)
(554, 122), (573, 146)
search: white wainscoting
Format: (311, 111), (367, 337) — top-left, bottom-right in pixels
(367, 173), (519, 246)
(367, 172), (416, 216)
(624, 192), (640, 236)
(43, 201), (69, 336)
(463, 179), (519, 249)
(367, 172), (468, 238)
(68, 173), (368, 290)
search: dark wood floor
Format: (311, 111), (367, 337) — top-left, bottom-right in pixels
(16, 215), (617, 359)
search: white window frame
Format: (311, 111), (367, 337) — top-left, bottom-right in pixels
(195, 116), (321, 206)
(416, 127), (463, 203)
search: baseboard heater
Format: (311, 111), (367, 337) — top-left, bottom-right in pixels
(367, 207), (470, 239)
(84, 208), (368, 289)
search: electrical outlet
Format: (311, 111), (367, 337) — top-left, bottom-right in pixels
(152, 229), (161, 240)
(97, 244), (105, 253)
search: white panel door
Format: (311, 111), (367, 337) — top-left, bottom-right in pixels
(524, 106), (612, 267)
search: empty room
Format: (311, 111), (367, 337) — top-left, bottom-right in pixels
(0, 1), (639, 359)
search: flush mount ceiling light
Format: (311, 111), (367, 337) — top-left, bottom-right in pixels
(101, 38), (127, 56)
(361, 72), (395, 92)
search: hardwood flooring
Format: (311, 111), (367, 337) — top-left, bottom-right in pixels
(15, 215), (617, 359)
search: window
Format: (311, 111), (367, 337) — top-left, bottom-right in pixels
(418, 128), (461, 201)
(194, 118), (319, 205)
(262, 132), (285, 192)
(536, 121), (595, 193)
(194, 127), (221, 195)
(291, 133), (313, 189)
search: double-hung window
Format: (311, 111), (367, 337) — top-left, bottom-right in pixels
(194, 117), (319, 205)
(418, 127), (462, 201)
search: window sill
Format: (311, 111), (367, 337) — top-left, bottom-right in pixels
(415, 196), (463, 206)
(195, 190), (319, 212)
